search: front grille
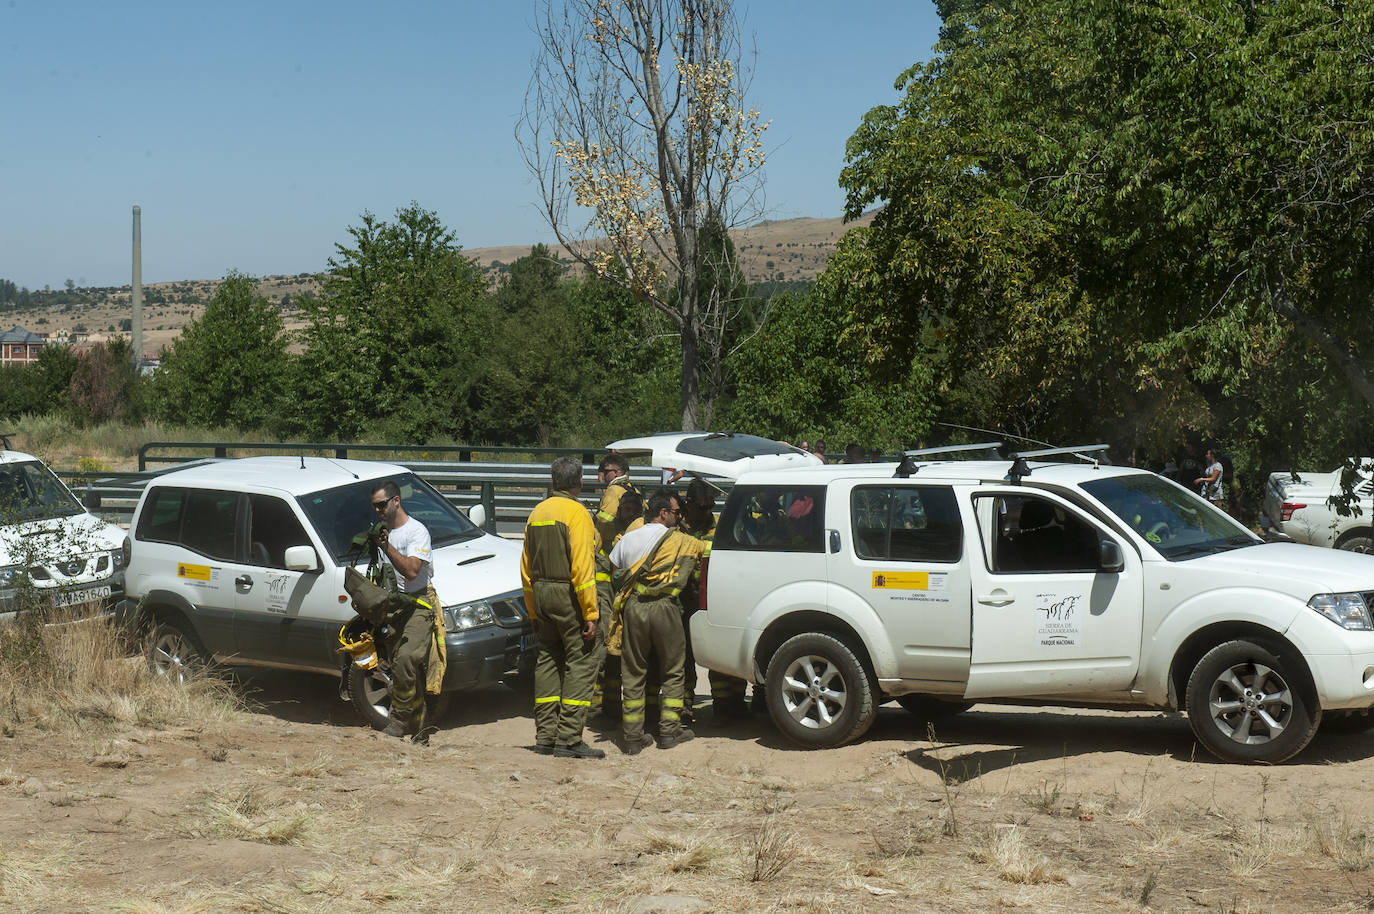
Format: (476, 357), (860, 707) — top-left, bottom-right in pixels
(1364, 592), (1374, 612)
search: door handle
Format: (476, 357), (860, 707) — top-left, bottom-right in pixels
(977, 593), (1014, 606)
(235, 574), (253, 593)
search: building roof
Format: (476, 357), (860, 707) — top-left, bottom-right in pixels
(0, 325), (43, 344)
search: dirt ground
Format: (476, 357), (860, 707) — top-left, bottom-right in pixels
(3, 664), (1374, 914)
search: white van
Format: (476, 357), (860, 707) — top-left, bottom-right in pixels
(631, 439), (1374, 763)
(0, 449), (126, 619)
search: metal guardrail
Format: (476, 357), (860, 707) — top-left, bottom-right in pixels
(137, 441), (611, 472)
(60, 456), (682, 536)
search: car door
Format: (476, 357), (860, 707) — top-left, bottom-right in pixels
(234, 492), (343, 671)
(963, 488), (1143, 698)
(826, 481), (971, 686)
(134, 486), (244, 658)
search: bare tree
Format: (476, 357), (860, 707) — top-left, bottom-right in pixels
(519, 0), (768, 430)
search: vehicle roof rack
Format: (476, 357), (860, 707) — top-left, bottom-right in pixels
(895, 441), (1003, 478)
(1012, 444), (1111, 463)
(1005, 444), (1111, 484)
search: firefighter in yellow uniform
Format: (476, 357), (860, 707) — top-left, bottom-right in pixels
(595, 490), (645, 724)
(608, 489), (707, 754)
(521, 457), (605, 759)
(594, 454), (638, 547)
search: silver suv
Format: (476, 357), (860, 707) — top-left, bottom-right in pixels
(121, 457), (533, 728)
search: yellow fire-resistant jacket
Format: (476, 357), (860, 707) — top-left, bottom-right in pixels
(619, 529), (709, 604)
(679, 511), (715, 612)
(594, 476), (639, 547)
(521, 490), (598, 623)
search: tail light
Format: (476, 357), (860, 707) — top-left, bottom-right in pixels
(1281, 502), (1306, 522)
(698, 555), (709, 612)
(122, 536), (131, 568)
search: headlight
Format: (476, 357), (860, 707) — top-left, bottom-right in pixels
(1309, 592), (1374, 631)
(0, 564), (20, 588)
(443, 600), (497, 632)
(111, 547), (124, 571)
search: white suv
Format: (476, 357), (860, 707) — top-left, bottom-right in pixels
(689, 444), (1374, 763)
(0, 448), (126, 617)
(121, 457), (533, 728)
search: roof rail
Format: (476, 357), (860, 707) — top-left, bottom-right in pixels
(901, 442), (1004, 459)
(1012, 444), (1110, 463)
(896, 441), (1003, 478)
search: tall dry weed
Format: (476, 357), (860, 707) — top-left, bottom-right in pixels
(0, 606), (240, 735)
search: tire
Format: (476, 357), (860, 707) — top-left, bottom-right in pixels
(1184, 639), (1320, 763)
(895, 694), (974, 718)
(346, 662), (394, 731)
(344, 663), (450, 731)
(1337, 535), (1374, 555)
(146, 618), (206, 684)
(764, 632), (877, 749)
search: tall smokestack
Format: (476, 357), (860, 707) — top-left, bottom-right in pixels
(131, 205), (143, 370)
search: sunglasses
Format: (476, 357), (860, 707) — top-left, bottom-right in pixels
(372, 499), (392, 510)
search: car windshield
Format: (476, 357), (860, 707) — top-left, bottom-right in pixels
(0, 460), (84, 521)
(297, 472), (481, 562)
(1080, 473), (1259, 560)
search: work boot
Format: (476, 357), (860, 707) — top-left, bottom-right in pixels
(656, 728), (696, 750)
(554, 741), (606, 759)
(531, 742), (556, 755)
(622, 734), (655, 756)
(714, 698), (752, 721)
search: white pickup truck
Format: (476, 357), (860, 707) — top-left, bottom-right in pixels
(1263, 463), (1373, 554)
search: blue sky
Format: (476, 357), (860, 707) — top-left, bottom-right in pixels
(1, 1), (941, 290)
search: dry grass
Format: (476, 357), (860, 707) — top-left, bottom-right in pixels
(186, 784), (314, 845)
(0, 607), (242, 737)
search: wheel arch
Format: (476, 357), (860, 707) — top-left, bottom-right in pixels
(754, 610), (878, 686)
(1168, 621), (1317, 711)
(132, 590), (201, 637)
(1334, 527), (1374, 550)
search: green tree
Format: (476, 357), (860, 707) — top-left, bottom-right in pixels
(287, 204), (486, 442)
(152, 271), (289, 429)
(830, 0), (1374, 472)
(725, 289), (936, 451)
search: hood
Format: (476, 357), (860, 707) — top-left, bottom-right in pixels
(1188, 542), (1374, 597)
(0, 511), (125, 567)
(604, 432), (822, 480)
(428, 531), (523, 607)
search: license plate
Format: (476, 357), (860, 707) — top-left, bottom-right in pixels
(54, 585), (113, 607)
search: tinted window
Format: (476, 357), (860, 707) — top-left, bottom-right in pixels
(675, 433), (809, 461)
(247, 494), (312, 568)
(298, 472), (480, 563)
(978, 494), (1100, 574)
(137, 486), (243, 562)
(852, 485), (961, 563)
(1080, 473), (1258, 560)
(716, 484), (826, 553)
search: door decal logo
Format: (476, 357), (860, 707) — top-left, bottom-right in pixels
(873, 571), (930, 590)
(1035, 593), (1082, 647)
(177, 563), (213, 582)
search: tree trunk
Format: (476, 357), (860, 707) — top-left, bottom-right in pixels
(679, 266), (701, 431)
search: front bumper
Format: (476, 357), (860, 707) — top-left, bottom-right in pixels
(0, 575), (124, 620)
(440, 622), (534, 691)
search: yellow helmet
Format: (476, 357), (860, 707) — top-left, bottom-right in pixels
(337, 619), (378, 669)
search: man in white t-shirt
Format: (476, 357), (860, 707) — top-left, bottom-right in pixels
(372, 480), (444, 739)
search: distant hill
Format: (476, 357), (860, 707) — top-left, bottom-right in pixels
(7, 212), (873, 357)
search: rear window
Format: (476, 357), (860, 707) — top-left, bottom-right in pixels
(675, 433), (808, 462)
(715, 484), (826, 553)
(851, 485), (962, 563)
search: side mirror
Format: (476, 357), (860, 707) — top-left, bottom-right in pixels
(1099, 539), (1125, 573)
(284, 545), (320, 573)
(82, 491), (102, 511)
(468, 504), (487, 530)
